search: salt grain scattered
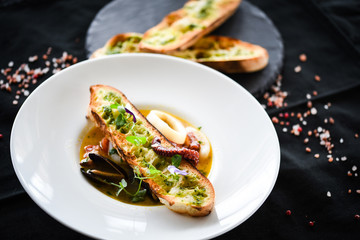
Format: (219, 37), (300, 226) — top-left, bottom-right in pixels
(292, 124), (302, 136)
(307, 101), (312, 108)
(272, 116), (279, 124)
(341, 156), (347, 161)
(352, 165), (357, 171)
(262, 75), (288, 109)
(340, 138), (344, 144)
(311, 107), (317, 115)
(294, 65), (302, 73)
(42, 67), (49, 74)
(299, 54), (307, 62)
(327, 191), (331, 197)
(1, 49), (77, 104)
(24, 64), (30, 73)
(28, 55), (38, 62)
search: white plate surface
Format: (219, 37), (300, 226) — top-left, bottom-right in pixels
(11, 54), (280, 240)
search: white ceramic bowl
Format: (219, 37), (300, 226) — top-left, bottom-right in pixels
(11, 54), (280, 239)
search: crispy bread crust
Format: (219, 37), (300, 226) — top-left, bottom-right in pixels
(182, 35), (269, 73)
(90, 32), (143, 59)
(88, 85), (215, 216)
(139, 0), (242, 53)
(91, 33), (268, 73)
(90, 48), (106, 59)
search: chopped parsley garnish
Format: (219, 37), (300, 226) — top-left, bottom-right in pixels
(126, 135), (147, 146)
(171, 154), (182, 168)
(115, 113), (126, 129)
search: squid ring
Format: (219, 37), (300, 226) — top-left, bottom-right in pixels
(147, 110), (187, 144)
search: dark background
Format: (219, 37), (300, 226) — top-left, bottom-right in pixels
(0, 0), (359, 239)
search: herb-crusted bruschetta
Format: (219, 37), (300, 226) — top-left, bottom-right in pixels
(91, 33), (142, 59)
(87, 85), (215, 216)
(171, 35), (269, 73)
(91, 33), (268, 73)
(138, 0), (242, 53)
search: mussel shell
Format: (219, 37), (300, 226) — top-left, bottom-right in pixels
(80, 153), (158, 202)
(80, 168), (124, 184)
(80, 152), (129, 184)
(88, 152), (128, 179)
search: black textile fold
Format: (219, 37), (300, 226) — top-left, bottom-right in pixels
(315, 0), (360, 54)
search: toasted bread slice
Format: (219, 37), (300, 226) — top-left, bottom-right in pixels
(90, 33), (142, 59)
(171, 35), (269, 73)
(138, 0), (242, 53)
(91, 33), (268, 73)
(87, 85), (215, 216)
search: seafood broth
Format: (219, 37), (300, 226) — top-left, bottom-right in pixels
(80, 110), (212, 206)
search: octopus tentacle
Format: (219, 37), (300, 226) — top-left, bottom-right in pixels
(187, 132), (200, 151)
(151, 137), (199, 166)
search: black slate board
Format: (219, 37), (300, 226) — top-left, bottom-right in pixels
(85, 0), (283, 97)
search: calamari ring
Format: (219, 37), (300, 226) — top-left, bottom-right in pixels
(147, 110), (187, 144)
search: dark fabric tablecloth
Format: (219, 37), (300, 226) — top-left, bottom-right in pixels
(0, 0), (359, 239)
